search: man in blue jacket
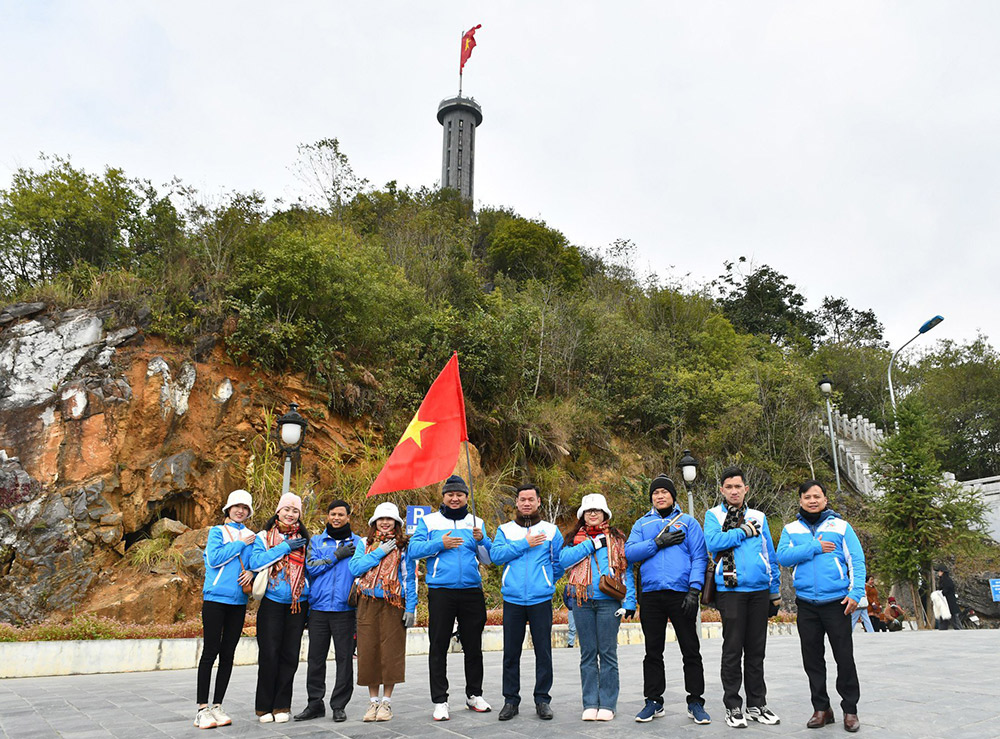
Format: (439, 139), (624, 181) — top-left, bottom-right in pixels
(777, 480), (865, 734)
(408, 475), (493, 721)
(295, 500), (364, 723)
(704, 466), (781, 728)
(491, 484), (564, 721)
(625, 474), (711, 725)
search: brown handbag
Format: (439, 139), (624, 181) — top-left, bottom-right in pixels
(700, 557), (716, 606)
(598, 574), (627, 601)
(348, 579), (361, 608)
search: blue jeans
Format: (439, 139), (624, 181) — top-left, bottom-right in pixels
(567, 609), (577, 646)
(574, 598), (621, 710)
(851, 608), (874, 632)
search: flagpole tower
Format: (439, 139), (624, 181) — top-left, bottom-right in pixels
(437, 96), (482, 202)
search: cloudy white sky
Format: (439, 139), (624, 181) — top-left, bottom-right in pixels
(2, 1), (998, 351)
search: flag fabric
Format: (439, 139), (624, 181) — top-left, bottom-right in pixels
(460, 24), (481, 72)
(367, 353), (469, 497)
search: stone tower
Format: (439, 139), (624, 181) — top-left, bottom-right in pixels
(437, 96), (483, 202)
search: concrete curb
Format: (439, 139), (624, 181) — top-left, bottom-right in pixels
(0, 621), (808, 679)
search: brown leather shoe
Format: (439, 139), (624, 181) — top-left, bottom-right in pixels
(843, 714), (860, 733)
(807, 709), (835, 728)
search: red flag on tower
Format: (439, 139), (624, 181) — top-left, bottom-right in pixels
(460, 24), (481, 72)
(367, 353), (469, 497)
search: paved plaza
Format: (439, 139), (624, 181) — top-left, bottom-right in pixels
(1, 629), (997, 738)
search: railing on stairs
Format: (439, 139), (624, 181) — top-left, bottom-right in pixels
(819, 411), (885, 496)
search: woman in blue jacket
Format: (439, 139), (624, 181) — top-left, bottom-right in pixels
(349, 502), (417, 723)
(776, 480), (865, 734)
(249, 492), (310, 724)
(194, 489), (257, 730)
(559, 493), (636, 722)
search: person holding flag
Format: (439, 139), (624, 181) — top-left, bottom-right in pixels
(366, 353), (491, 721)
(408, 475), (493, 721)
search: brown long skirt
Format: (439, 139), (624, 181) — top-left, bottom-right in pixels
(356, 596), (406, 686)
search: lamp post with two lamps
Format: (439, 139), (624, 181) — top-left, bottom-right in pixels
(818, 375), (842, 493)
(277, 403), (307, 496)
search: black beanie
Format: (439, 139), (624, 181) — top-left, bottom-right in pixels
(442, 475), (469, 495)
(649, 474), (677, 502)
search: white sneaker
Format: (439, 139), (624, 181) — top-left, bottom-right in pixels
(725, 707), (748, 728)
(433, 702), (450, 721)
(194, 707), (217, 729)
(746, 705), (780, 725)
(596, 709), (615, 721)
(466, 695), (491, 712)
(258, 713), (274, 723)
(273, 712), (290, 723)
(209, 704), (231, 727)
(582, 708), (599, 721)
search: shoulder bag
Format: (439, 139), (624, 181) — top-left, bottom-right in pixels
(701, 556), (716, 606)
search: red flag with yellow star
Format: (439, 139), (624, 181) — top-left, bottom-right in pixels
(460, 24), (481, 72)
(367, 353), (468, 496)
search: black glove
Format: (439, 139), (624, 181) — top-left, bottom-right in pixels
(768, 599), (780, 618)
(334, 543), (356, 561)
(682, 589), (701, 617)
(740, 519), (761, 537)
(624, 609), (636, 620)
(654, 527), (686, 548)
(286, 537), (308, 551)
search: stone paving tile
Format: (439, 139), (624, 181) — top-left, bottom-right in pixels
(0, 629), (997, 737)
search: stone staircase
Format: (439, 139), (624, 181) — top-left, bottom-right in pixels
(819, 411), (885, 496)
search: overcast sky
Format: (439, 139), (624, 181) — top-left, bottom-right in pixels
(3, 1), (998, 352)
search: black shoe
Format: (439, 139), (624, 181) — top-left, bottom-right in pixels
(331, 708), (347, 723)
(498, 703), (519, 721)
(294, 705), (324, 721)
(536, 703), (553, 720)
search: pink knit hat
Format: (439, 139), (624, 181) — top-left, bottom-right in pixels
(275, 492), (303, 514)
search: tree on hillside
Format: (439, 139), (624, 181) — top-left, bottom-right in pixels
(714, 258), (821, 347)
(291, 138), (368, 221)
(870, 398), (986, 627)
(816, 296), (886, 348)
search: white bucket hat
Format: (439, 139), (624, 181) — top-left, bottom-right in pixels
(369, 501), (404, 526)
(576, 493), (612, 521)
(223, 489), (254, 517)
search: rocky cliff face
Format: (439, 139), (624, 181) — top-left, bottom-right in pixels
(0, 302), (365, 624)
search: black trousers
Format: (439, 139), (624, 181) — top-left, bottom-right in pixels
(197, 600), (247, 705)
(427, 587), (487, 704)
(255, 597), (308, 714)
(716, 590), (769, 709)
(501, 600), (553, 706)
(305, 610), (356, 710)
(639, 589), (705, 705)
(796, 598), (860, 715)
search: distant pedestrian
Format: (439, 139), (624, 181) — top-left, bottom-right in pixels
(295, 500), (363, 723)
(350, 502), (417, 722)
(777, 480), (865, 734)
(864, 575), (887, 633)
(703, 467), (782, 728)
(935, 567), (962, 630)
(407, 475), (493, 721)
(563, 585), (577, 648)
(882, 597), (905, 631)
(492, 484), (564, 722)
(249, 493), (311, 724)
(625, 474), (712, 725)
(560, 493), (636, 722)
(194, 490), (257, 730)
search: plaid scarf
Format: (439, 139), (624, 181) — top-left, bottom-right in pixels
(358, 531), (403, 608)
(267, 523), (307, 613)
(720, 503), (746, 588)
(566, 523), (626, 604)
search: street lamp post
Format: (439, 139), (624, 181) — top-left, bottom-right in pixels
(888, 315), (944, 413)
(277, 402), (307, 495)
(679, 449), (698, 516)
(818, 376), (842, 493)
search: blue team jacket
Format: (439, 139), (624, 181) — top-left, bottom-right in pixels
(776, 508), (866, 604)
(491, 520), (565, 606)
(704, 504), (781, 595)
(249, 530), (311, 605)
(625, 508), (708, 593)
(306, 531), (364, 612)
(202, 522), (254, 606)
(408, 510), (492, 589)
(349, 542), (418, 614)
(559, 535), (637, 610)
